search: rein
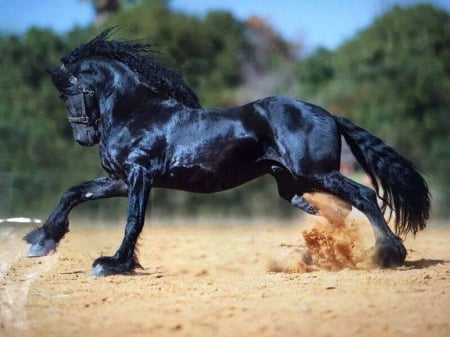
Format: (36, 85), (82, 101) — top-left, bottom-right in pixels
(60, 64), (100, 126)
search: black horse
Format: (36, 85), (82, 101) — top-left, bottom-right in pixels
(24, 29), (430, 276)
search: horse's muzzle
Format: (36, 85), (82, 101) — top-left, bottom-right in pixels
(72, 125), (99, 146)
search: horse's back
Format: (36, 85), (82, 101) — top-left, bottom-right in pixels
(253, 96), (341, 175)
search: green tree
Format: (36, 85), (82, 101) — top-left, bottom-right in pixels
(101, 1), (246, 106)
(298, 5), (450, 215)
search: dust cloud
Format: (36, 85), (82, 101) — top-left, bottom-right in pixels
(269, 193), (371, 273)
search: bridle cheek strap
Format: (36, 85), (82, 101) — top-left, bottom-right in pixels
(68, 116), (91, 124)
(67, 91), (94, 125)
(61, 64), (99, 126)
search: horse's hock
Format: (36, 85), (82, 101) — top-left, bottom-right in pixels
(303, 192), (352, 226)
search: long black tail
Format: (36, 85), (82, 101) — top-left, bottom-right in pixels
(334, 116), (430, 236)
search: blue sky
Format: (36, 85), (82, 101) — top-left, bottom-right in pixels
(1, 0), (449, 52)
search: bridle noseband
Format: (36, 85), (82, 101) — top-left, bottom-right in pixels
(60, 64), (100, 126)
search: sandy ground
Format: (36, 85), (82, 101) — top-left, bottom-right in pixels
(1, 210), (449, 337)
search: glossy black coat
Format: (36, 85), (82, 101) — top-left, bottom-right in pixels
(24, 31), (430, 275)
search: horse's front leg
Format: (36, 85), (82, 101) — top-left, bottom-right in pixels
(23, 176), (128, 257)
(91, 167), (151, 276)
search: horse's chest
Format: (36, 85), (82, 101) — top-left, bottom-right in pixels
(99, 145), (126, 177)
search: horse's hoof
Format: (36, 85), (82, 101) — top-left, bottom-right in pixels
(90, 264), (107, 277)
(90, 255), (140, 276)
(27, 239), (56, 257)
(373, 235), (407, 268)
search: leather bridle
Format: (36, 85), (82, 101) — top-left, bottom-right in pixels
(60, 64), (100, 126)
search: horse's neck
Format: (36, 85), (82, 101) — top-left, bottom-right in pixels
(96, 66), (140, 118)
(98, 88), (172, 126)
(95, 65), (192, 134)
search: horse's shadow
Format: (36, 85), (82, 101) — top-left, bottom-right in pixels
(60, 269), (160, 277)
(402, 259), (447, 269)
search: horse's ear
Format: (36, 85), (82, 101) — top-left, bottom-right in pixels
(46, 67), (67, 90)
(45, 67), (56, 76)
(45, 67), (59, 82)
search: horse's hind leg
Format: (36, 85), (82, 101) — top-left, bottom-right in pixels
(271, 166), (318, 215)
(309, 171), (406, 267)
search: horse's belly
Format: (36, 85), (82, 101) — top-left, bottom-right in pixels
(158, 164), (267, 193)
(159, 135), (269, 192)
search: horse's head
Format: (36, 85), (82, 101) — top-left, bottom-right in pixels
(47, 64), (101, 146)
(47, 28), (201, 146)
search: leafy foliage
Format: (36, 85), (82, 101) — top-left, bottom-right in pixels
(297, 5), (450, 215)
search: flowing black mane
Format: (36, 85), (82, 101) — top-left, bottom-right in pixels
(60, 28), (200, 108)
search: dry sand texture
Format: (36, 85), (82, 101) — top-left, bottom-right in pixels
(1, 193), (449, 337)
